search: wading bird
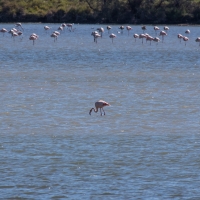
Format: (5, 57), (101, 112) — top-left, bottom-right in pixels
(109, 33), (116, 43)
(89, 100), (110, 116)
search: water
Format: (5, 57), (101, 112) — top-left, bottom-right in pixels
(0, 23), (200, 199)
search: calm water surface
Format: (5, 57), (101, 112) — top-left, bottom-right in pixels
(0, 24), (200, 199)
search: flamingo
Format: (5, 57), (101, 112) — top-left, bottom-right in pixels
(51, 33), (58, 42)
(164, 26), (169, 32)
(139, 34), (147, 44)
(141, 25), (146, 33)
(177, 34), (184, 43)
(0, 28), (8, 36)
(107, 26), (112, 33)
(44, 26), (51, 33)
(29, 33), (38, 45)
(109, 33), (116, 43)
(119, 26), (124, 34)
(126, 26), (132, 35)
(91, 31), (99, 42)
(146, 35), (154, 45)
(154, 26), (160, 35)
(185, 29), (190, 34)
(183, 36), (189, 46)
(15, 23), (23, 31)
(94, 33), (101, 43)
(97, 27), (104, 37)
(133, 33), (139, 42)
(153, 37), (161, 44)
(89, 100), (110, 116)
(159, 30), (167, 42)
(67, 24), (74, 31)
(58, 26), (63, 32)
(195, 37), (200, 46)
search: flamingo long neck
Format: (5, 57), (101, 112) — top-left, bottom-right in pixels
(89, 107), (98, 115)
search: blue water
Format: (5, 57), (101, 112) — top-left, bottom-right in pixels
(0, 23), (200, 199)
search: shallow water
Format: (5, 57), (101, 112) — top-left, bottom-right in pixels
(0, 23), (200, 199)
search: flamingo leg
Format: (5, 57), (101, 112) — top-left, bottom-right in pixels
(102, 107), (105, 115)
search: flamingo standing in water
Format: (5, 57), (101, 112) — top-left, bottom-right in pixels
(119, 26), (124, 34)
(177, 34), (184, 43)
(15, 23), (24, 31)
(164, 26), (169, 32)
(133, 33), (139, 42)
(195, 37), (200, 46)
(89, 100), (110, 116)
(185, 29), (190, 34)
(183, 36), (189, 46)
(154, 26), (160, 35)
(126, 26), (132, 35)
(109, 33), (116, 43)
(139, 34), (147, 44)
(107, 26), (112, 33)
(44, 26), (51, 33)
(0, 28), (8, 36)
(159, 30), (167, 42)
(29, 33), (38, 45)
(141, 25), (146, 33)
(97, 27), (104, 37)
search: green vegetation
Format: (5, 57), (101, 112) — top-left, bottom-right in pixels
(0, 0), (200, 24)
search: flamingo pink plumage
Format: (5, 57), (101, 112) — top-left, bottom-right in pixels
(89, 100), (110, 116)
(109, 33), (116, 43)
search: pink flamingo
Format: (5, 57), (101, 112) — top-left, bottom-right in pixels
(119, 26), (124, 34)
(89, 100), (110, 116)
(177, 34), (184, 43)
(126, 26), (132, 35)
(44, 26), (51, 33)
(154, 26), (160, 35)
(195, 37), (200, 46)
(67, 24), (74, 31)
(0, 28), (8, 36)
(183, 36), (189, 46)
(91, 31), (99, 42)
(164, 26), (169, 32)
(15, 23), (24, 31)
(107, 26), (112, 33)
(29, 33), (38, 45)
(97, 27), (104, 37)
(141, 25), (146, 33)
(133, 33), (139, 42)
(51, 33), (58, 42)
(58, 26), (63, 32)
(185, 29), (190, 34)
(139, 34), (147, 44)
(159, 30), (167, 42)
(146, 35), (154, 45)
(109, 33), (116, 43)
(153, 37), (161, 44)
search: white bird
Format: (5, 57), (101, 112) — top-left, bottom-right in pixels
(29, 33), (38, 45)
(154, 26), (160, 35)
(15, 23), (23, 31)
(177, 34), (184, 43)
(0, 28), (8, 36)
(133, 33), (139, 42)
(97, 27), (104, 37)
(89, 100), (110, 116)
(185, 29), (190, 34)
(195, 37), (200, 46)
(109, 33), (116, 43)
(126, 26), (132, 35)
(107, 26), (112, 33)
(159, 31), (167, 42)
(183, 36), (189, 46)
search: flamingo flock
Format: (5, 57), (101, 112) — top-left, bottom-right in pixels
(0, 23), (200, 47)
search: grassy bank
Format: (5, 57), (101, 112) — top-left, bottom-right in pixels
(0, 0), (200, 24)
